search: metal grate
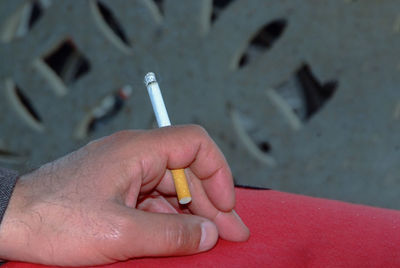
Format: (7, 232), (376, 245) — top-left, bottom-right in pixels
(0, 0), (399, 208)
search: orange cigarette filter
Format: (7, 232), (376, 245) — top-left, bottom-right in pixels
(171, 169), (192, 204)
(144, 72), (192, 205)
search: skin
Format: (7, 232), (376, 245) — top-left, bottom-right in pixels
(0, 125), (249, 266)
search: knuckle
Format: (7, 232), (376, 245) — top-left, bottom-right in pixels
(165, 222), (199, 253)
(106, 130), (140, 144)
(108, 130), (132, 141)
(85, 130), (127, 148)
(187, 124), (208, 137)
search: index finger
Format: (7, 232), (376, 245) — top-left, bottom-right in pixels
(138, 125), (235, 212)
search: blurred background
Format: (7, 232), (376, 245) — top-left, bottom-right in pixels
(0, 0), (399, 209)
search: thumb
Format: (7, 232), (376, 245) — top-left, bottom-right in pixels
(121, 209), (219, 257)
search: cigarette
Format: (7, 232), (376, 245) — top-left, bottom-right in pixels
(144, 72), (192, 205)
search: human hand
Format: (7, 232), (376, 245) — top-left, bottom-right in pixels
(0, 125), (249, 266)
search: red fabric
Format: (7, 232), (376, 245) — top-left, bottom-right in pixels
(5, 188), (400, 267)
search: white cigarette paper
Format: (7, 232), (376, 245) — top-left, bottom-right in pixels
(144, 72), (171, 127)
(144, 72), (192, 205)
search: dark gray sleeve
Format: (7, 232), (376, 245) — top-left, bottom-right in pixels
(0, 168), (18, 224)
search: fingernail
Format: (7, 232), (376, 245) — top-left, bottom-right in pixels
(231, 209), (247, 227)
(232, 209), (244, 223)
(232, 210), (250, 238)
(199, 221), (218, 252)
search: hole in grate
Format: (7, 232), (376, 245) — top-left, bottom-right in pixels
(43, 39), (90, 86)
(238, 54), (248, 68)
(211, 0), (234, 23)
(0, 149), (24, 164)
(228, 104), (276, 167)
(251, 19), (287, 48)
(95, 1), (131, 47)
(15, 85), (42, 123)
(88, 85), (132, 133)
(75, 85), (133, 139)
(275, 63), (338, 122)
(5, 79), (44, 132)
(1, 0), (51, 42)
(238, 18), (287, 68)
(296, 63), (338, 120)
(28, 0), (44, 29)
(258, 141), (272, 153)
(153, 0), (164, 15)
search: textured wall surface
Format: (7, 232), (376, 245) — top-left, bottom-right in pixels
(0, 0), (399, 208)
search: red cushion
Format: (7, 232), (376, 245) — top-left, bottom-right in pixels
(5, 188), (400, 267)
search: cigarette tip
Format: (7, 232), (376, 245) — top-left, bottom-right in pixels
(144, 72), (156, 86)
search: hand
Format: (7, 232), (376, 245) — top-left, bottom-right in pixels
(0, 125), (249, 266)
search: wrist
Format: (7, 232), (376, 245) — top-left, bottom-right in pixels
(0, 169), (19, 224)
(0, 175), (33, 261)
